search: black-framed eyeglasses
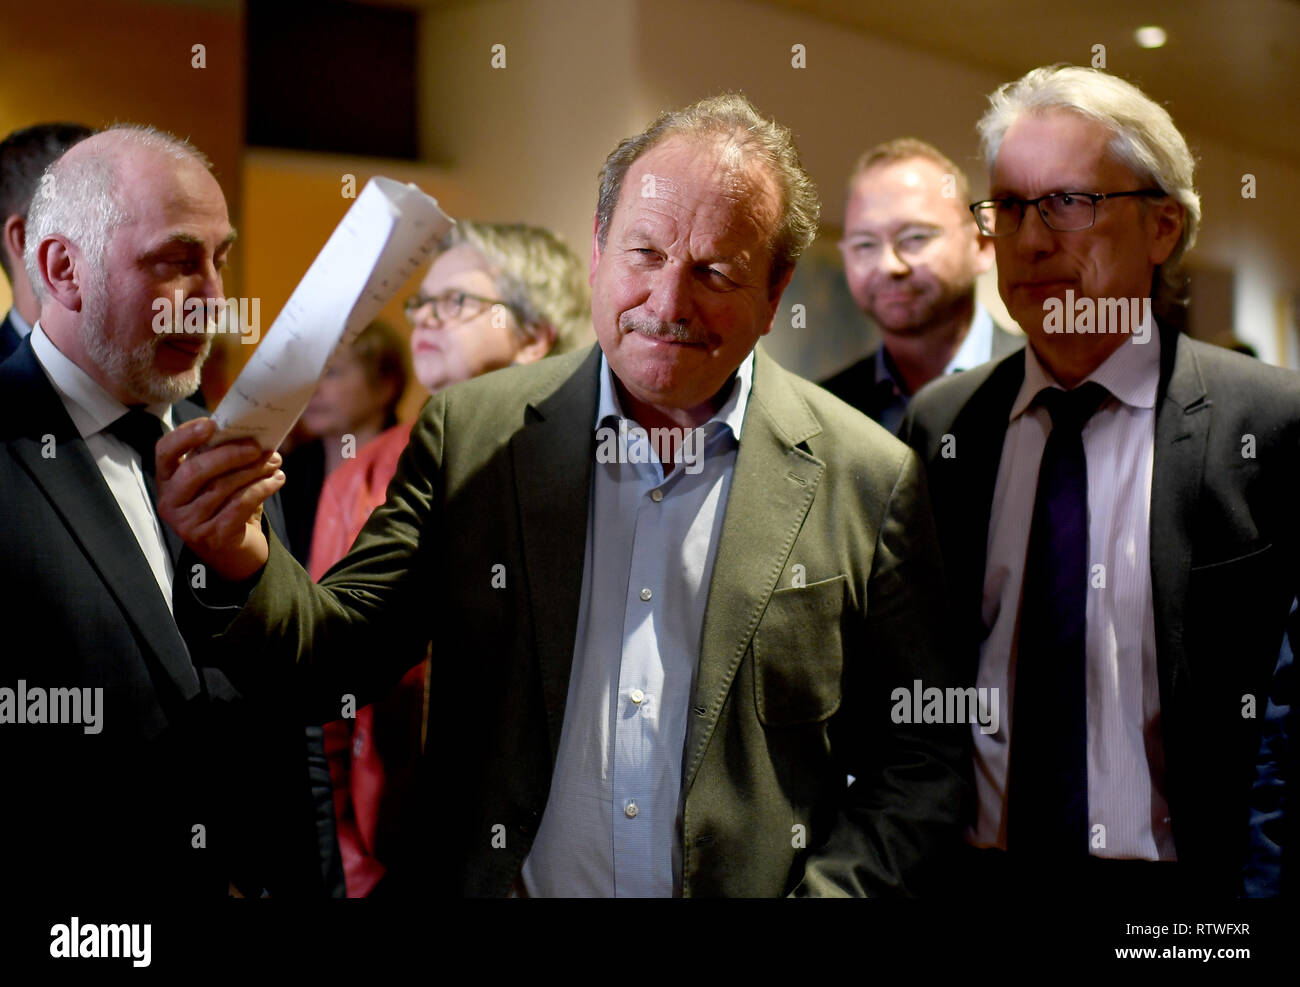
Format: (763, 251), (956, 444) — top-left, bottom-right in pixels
(969, 188), (1167, 236)
(403, 289), (516, 326)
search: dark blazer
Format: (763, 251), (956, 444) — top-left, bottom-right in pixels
(902, 327), (1300, 895)
(0, 336), (338, 899)
(821, 319), (1023, 427)
(180, 342), (971, 897)
(0, 309), (25, 363)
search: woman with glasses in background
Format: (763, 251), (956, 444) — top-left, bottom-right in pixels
(310, 220), (590, 897)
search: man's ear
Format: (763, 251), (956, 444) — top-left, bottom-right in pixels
(1147, 199), (1185, 267)
(514, 321), (557, 364)
(3, 214), (24, 273)
(761, 263), (797, 336)
(589, 211), (602, 287)
(39, 235), (84, 313)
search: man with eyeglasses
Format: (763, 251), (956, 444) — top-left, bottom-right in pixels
(902, 65), (1300, 898)
(822, 138), (1022, 434)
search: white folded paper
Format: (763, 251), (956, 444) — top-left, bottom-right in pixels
(210, 177), (453, 450)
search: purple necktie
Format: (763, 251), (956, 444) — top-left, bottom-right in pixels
(1007, 382), (1109, 859)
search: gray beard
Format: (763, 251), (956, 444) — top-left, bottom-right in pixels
(79, 281), (209, 405)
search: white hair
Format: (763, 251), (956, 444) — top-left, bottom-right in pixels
(23, 124), (210, 301)
(977, 65), (1201, 315)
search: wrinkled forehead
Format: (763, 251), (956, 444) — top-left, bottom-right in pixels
(656, 133), (771, 193)
(620, 135), (782, 238)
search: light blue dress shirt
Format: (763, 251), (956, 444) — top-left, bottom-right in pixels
(874, 303), (995, 434)
(520, 350), (754, 897)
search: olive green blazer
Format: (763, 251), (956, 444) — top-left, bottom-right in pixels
(181, 342), (970, 897)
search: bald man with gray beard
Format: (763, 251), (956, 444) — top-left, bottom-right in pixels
(0, 124), (340, 899)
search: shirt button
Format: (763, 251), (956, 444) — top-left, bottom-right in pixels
(625, 800), (639, 819)
(630, 689), (645, 704)
(650, 488), (664, 502)
(639, 587), (652, 602)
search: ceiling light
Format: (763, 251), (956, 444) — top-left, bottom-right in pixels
(1135, 26), (1167, 49)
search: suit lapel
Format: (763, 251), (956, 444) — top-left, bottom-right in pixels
(941, 355), (1025, 635)
(0, 312), (21, 362)
(682, 346), (824, 793)
(990, 322), (1026, 361)
(510, 347), (602, 760)
(1149, 330), (1209, 706)
(2, 343), (201, 702)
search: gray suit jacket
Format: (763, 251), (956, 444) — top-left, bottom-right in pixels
(902, 326), (1300, 894)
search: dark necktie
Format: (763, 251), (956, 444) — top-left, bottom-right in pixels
(105, 407), (185, 565)
(1007, 382), (1109, 860)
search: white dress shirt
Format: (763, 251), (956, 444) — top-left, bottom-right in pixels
(945, 303), (996, 375)
(972, 321), (1176, 860)
(30, 323), (177, 609)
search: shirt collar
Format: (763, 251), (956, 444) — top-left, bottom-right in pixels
(874, 302), (995, 395)
(1010, 309), (1162, 421)
(874, 345), (904, 395)
(945, 303), (994, 374)
(30, 321), (173, 439)
(6, 307), (33, 339)
(594, 347), (755, 442)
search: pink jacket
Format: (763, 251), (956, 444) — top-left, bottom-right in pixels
(310, 422), (425, 897)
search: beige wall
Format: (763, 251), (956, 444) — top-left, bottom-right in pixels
(417, 0), (652, 273)
(1185, 141), (1300, 363)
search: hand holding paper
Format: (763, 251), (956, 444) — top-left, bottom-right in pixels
(155, 179), (452, 581)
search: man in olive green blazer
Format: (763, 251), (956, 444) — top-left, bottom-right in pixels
(164, 94), (969, 897)
(177, 341), (968, 897)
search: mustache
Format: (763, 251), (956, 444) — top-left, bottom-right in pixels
(621, 316), (708, 345)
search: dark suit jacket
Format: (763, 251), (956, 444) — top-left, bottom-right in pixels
(180, 342), (971, 897)
(902, 327), (1300, 895)
(821, 319), (1023, 427)
(0, 336), (339, 899)
(0, 309), (26, 363)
